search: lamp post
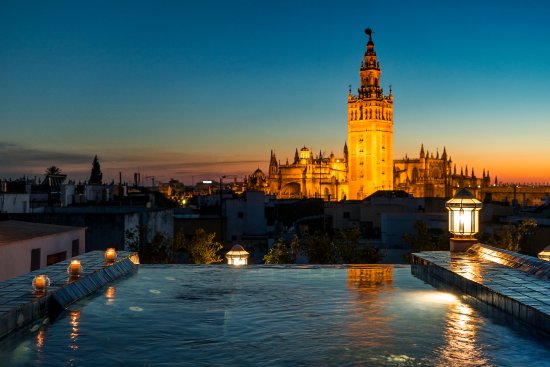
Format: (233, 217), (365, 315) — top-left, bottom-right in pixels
(445, 188), (482, 252)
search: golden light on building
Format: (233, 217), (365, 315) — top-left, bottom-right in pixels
(67, 260), (83, 278)
(32, 274), (51, 292)
(445, 188), (482, 252)
(104, 248), (117, 263)
(226, 244), (249, 265)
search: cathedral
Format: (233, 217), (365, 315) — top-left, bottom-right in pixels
(247, 28), (491, 200)
(394, 144), (492, 198)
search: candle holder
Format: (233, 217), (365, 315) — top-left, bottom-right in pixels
(104, 248), (117, 263)
(67, 260), (83, 278)
(32, 275), (51, 292)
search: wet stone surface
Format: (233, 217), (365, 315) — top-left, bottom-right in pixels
(412, 244), (550, 333)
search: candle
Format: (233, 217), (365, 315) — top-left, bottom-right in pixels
(35, 275), (46, 289)
(68, 260), (82, 277)
(104, 248), (117, 262)
(33, 275), (50, 292)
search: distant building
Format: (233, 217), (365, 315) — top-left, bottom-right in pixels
(9, 206), (173, 252)
(347, 28), (394, 199)
(251, 28), (497, 201)
(0, 179), (31, 213)
(252, 28), (392, 201)
(0, 220), (85, 281)
(394, 144), (492, 198)
(266, 147), (348, 201)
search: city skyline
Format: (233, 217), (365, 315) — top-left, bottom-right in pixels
(2, 1), (550, 184)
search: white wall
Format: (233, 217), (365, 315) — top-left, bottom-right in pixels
(226, 192), (267, 241)
(0, 228), (85, 281)
(0, 193), (30, 213)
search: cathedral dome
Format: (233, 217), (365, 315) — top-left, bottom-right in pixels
(299, 146), (311, 160)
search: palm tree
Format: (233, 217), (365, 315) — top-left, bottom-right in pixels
(45, 166), (62, 176)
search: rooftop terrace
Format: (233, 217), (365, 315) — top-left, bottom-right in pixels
(412, 244), (550, 334)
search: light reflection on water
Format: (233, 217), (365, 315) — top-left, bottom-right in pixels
(0, 265), (549, 367)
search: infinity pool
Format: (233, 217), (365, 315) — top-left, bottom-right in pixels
(1, 265), (549, 366)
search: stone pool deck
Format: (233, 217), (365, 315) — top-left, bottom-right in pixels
(0, 251), (139, 339)
(412, 244), (550, 334)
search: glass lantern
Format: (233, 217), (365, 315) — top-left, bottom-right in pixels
(445, 188), (482, 238)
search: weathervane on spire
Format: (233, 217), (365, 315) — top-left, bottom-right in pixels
(365, 28), (373, 40)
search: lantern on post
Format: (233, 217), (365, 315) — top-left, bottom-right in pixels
(226, 244), (249, 265)
(445, 188), (482, 252)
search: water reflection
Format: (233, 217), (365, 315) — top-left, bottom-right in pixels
(435, 302), (490, 367)
(450, 259), (482, 282)
(105, 286), (116, 305)
(68, 310), (80, 350)
(347, 266), (394, 288)
(346, 266), (395, 348)
(35, 328), (46, 351)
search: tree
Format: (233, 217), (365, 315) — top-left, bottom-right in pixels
(299, 227), (382, 264)
(89, 155), (103, 184)
(263, 237), (298, 264)
(333, 227), (361, 263)
(125, 225), (173, 263)
(183, 228), (223, 264)
(301, 230), (336, 264)
(45, 166), (62, 176)
(485, 219), (537, 253)
(403, 221), (450, 262)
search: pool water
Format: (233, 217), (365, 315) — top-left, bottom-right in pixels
(1, 265), (549, 366)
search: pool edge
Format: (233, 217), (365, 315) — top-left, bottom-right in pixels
(0, 251), (139, 340)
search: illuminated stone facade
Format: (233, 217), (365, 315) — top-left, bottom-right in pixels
(347, 28), (394, 199)
(394, 144), (491, 198)
(250, 29), (496, 200)
(265, 147), (349, 200)
(258, 29), (392, 201)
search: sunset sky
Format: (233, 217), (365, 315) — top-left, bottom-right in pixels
(1, 0), (550, 184)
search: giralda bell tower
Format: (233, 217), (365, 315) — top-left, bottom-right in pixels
(348, 28), (394, 199)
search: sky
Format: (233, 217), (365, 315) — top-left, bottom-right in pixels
(1, 0), (550, 185)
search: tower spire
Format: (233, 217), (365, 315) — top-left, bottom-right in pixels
(348, 28), (393, 199)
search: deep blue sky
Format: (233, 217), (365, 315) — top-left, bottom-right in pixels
(1, 0), (550, 183)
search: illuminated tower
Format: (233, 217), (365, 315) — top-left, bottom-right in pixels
(348, 28), (394, 199)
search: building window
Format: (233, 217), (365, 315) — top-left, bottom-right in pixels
(47, 251), (67, 266)
(343, 212), (350, 219)
(72, 239), (80, 257)
(238, 211), (244, 219)
(30, 248), (41, 271)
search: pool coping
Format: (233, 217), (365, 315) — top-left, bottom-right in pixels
(412, 246), (550, 334)
(0, 251), (139, 340)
